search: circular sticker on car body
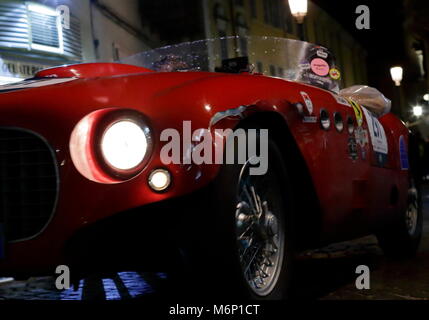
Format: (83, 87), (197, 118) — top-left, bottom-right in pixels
(329, 68), (341, 80)
(310, 58), (330, 76)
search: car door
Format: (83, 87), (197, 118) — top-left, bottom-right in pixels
(293, 88), (373, 241)
(361, 107), (401, 226)
(321, 93), (373, 239)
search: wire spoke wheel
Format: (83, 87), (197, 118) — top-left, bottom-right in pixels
(376, 176), (422, 259)
(405, 185), (419, 236)
(235, 160), (285, 297)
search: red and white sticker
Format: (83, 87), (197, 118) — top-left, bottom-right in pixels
(329, 68), (341, 80)
(300, 91), (314, 115)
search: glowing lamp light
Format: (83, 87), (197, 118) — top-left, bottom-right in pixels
(101, 120), (148, 170)
(288, 0), (308, 24)
(390, 66), (403, 86)
(423, 94), (429, 102)
(148, 169), (171, 192)
(27, 3), (58, 16)
(413, 106), (423, 117)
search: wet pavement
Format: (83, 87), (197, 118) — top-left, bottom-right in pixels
(1, 189), (429, 300)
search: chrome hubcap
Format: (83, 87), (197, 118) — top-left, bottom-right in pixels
(406, 187), (418, 236)
(235, 180), (284, 296)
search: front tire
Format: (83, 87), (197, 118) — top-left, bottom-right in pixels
(182, 129), (296, 299)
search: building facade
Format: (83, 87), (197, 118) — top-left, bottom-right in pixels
(0, 0), (153, 84)
(403, 0), (429, 123)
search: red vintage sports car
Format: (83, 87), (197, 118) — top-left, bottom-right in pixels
(0, 37), (422, 299)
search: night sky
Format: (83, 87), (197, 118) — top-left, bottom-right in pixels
(312, 0), (405, 58)
(312, 0), (408, 89)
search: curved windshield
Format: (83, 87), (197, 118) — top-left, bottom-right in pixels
(121, 36), (341, 93)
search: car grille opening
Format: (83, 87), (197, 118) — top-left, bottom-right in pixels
(0, 128), (58, 242)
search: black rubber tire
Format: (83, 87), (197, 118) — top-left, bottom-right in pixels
(376, 180), (423, 259)
(180, 127), (296, 300)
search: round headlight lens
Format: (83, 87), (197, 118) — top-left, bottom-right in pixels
(148, 169), (171, 192)
(101, 120), (148, 170)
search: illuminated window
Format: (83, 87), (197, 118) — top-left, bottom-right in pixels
(27, 2), (63, 54)
(0, 2), (82, 60)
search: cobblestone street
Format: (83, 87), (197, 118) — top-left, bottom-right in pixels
(1, 190), (428, 301)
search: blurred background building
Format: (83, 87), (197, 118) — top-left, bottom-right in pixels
(0, 0), (155, 84)
(402, 0), (429, 138)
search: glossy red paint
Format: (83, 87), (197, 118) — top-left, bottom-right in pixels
(35, 63), (152, 79)
(0, 63), (410, 273)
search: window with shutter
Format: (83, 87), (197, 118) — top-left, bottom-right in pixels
(0, 2), (82, 60)
(27, 2), (63, 54)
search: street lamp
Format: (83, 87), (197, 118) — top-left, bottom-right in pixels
(413, 105), (423, 117)
(423, 94), (429, 102)
(288, 0), (308, 41)
(390, 66), (403, 86)
(289, 0), (308, 23)
(390, 66), (404, 118)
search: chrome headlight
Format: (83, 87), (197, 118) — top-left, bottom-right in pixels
(70, 108), (153, 184)
(101, 120), (149, 170)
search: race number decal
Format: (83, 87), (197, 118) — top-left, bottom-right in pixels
(362, 107), (388, 154)
(362, 107), (388, 166)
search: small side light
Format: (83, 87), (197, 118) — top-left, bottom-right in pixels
(148, 169), (171, 192)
